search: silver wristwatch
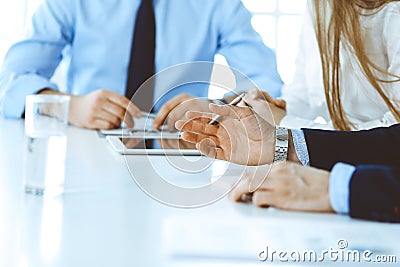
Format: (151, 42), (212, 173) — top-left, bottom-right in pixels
(274, 126), (289, 162)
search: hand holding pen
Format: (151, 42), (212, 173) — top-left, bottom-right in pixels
(207, 92), (257, 202)
(208, 93), (246, 125)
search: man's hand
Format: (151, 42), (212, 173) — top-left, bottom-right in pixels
(175, 104), (276, 166)
(244, 88), (286, 125)
(152, 94), (211, 130)
(229, 162), (334, 213)
(69, 90), (142, 129)
(40, 89), (142, 130)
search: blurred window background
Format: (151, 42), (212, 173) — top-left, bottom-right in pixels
(0, 0), (43, 64)
(241, 0), (307, 84)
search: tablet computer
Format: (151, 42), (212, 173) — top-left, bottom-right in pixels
(106, 136), (201, 155)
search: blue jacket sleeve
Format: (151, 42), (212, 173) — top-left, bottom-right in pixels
(349, 165), (400, 223)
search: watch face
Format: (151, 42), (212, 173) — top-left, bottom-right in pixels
(276, 127), (289, 141)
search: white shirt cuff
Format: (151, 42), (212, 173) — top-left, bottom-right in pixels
(329, 163), (356, 214)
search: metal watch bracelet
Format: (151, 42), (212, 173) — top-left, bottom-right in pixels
(274, 126), (289, 162)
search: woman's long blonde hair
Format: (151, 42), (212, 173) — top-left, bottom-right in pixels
(313, 0), (400, 130)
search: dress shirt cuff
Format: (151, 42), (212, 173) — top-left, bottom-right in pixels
(329, 163), (356, 215)
(290, 129), (309, 166)
(0, 74), (58, 118)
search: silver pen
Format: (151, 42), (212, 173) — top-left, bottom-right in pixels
(208, 93), (246, 125)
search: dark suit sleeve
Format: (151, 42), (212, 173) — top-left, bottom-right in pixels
(349, 165), (400, 223)
(302, 124), (400, 170)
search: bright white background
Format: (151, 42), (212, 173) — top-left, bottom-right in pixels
(0, 0), (307, 91)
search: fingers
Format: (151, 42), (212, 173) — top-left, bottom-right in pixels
(248, 88), (274, 103)
(175, 119), (219, 137)
(90, 119), (116, 130)
(98, 90), (140, 128)
(100, 97), (135, 128)
(176, 112), (220, 141)
(94, 109), (122, 128)
(184, 105), (253, 126)
(209, 103), (254, 120)
(247, 88), (286, 110)
(196, 138), (225, 160)
(101, 101), (129, 127)
(125, 101), (143, 119)
(123, 112), (134, 128)
(230, 179), (276, 208)
(228, 162), (332, 211)
(185, 111), (215, 122)
(175, 120), (186, 131)
(101, 90), (141, 128)
(167, 116), (177, 130)
(153, 94), (192, 129)
(102, 100), (126, 119)
(274, 99), (286, 109)
(153, 96), (182, 128)
(242, 94), (269, 110)
(68, 90), (142, 130)
(228, 163), (290, 206)
(248, 88), (274, 102)
(252, 191), (276, 208)
(181, 132), (220, 146)
(166, 110), (185, 130)
(228, 175), (278, 208)
(106, 91), (142, 118)
(228, 176), (251, 202)
(260, 91), (274, 103)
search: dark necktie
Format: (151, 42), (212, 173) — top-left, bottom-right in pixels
(125, 0), (156, 112)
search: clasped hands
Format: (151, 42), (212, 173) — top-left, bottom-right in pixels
(175, 89), (333, 213)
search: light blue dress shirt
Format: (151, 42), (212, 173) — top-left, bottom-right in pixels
(291, 129), (353, 214)
(0, 0), (282, 118)
(329, 163), (355, 214)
